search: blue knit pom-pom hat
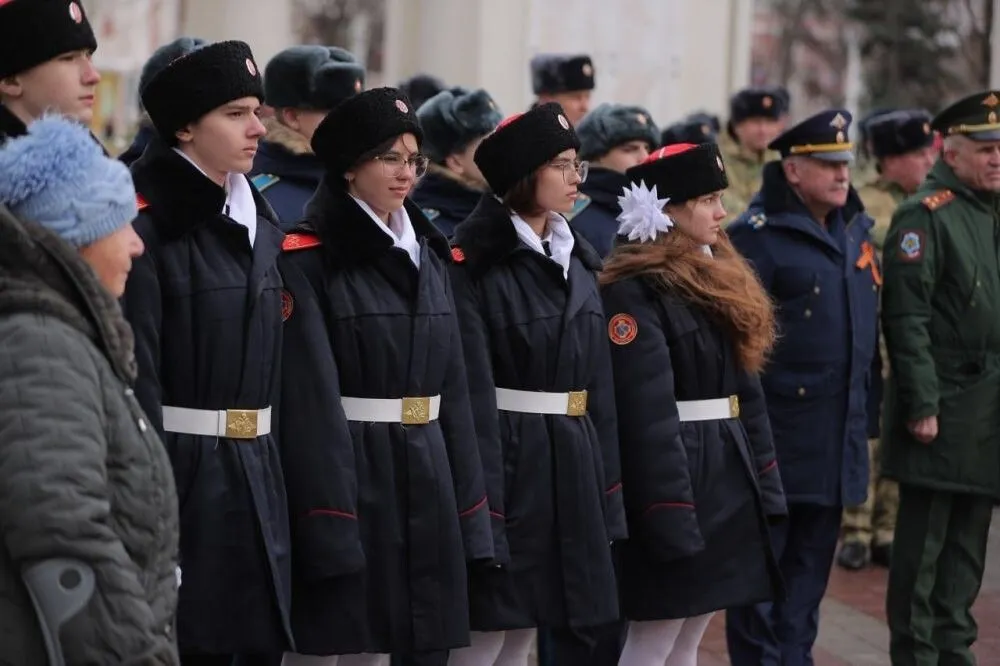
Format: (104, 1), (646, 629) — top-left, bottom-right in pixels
(0, 115), (137, 248)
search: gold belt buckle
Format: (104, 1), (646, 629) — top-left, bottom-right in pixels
(401, 397), (431, 425)
(566, 390), (588, 417)
(728, 395), (740, 419)
(225, 409), (259, 439)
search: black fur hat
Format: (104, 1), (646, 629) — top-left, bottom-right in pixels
(138, 37), (207, 110)
(531, 54), (595, 95)
(626, 143), (729, 205)
(0, 0), (97, 78)
(577, 103), (659, 160)
(474, 102), (581, 197)
(265, 46), (365, 110)
(311, 87), (423, 177)
(417, 87), (503, 164)
(141, 40), (264, 142)
(661, 118), (718, 146)
(868, 109), (934, 158)
(398, 73), (447, 111)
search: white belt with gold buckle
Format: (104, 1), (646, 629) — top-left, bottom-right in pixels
(676, 396), (740, 422)
(161, 405), (272, 439)
(494, 388), (589, 417)
(340, 396), (441, 425)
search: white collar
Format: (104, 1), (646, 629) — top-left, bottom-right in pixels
(350, 195), (421, 268)
(509, 211), (575, 278)
(172, 148), (257, 246)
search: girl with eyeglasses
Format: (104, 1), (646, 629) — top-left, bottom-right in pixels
(277, 87), (494, 666)
(599, 143), (786, 666)
(446, 103), (625, 666)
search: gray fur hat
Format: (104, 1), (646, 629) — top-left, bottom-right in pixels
(576, 103), (659, 160)
(264, 45), (365, 110)
(417, 87), (503, 164)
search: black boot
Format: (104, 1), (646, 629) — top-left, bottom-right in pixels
(836, 541), (871, 571)
(871, 542), (892, 568)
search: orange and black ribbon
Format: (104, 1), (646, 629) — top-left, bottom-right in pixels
(856, 241), (882, 286)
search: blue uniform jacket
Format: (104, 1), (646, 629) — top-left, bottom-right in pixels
(250, 125), (324, 231)
(728, 162), (880, 507)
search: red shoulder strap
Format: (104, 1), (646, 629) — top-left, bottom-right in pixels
(282, 233), (322, 252)
(136, 194), (149, 211)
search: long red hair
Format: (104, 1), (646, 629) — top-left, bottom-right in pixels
(601, 228), (776, 373)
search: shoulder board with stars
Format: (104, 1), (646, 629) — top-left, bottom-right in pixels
(563, 193), (592, 221)
(746, 211), (767, 230)
(282, 233), (322, 252)
(920, 189), (955, 212)
(251, 173), (281, 192)
(422, 208), (441, 221)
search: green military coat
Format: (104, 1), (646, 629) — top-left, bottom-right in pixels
(881, 159), (1000, 498)
(718, 134), (777, 221)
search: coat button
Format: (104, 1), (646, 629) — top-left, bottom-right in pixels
(804, 309), (812, 318)
(813, 286), (821, 294)
(138, 419), (148, 433)
(872, 284), (877, 292)
(798, 387), (806, 396)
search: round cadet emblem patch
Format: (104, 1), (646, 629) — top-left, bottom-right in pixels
(280, 290), (294, 321)
(557, 114), (570, 130)
(68, 1), (83, 22)
(899, 230), (924, 262)
(582, 63), (594, 77)
(608, 313), (638, 346)
(396, 99), (409, 113)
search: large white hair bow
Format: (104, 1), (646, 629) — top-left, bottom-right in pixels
(616, 180), (673, 243)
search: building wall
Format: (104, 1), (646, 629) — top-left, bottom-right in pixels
(383, 0), (753, 126)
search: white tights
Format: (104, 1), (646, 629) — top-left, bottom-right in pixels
(281, 653), (390, 666)
(447, 628), (536, 666)
(617, 613), (714, 666)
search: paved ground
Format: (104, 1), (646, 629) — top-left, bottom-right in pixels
(697, 509), (1000, 665)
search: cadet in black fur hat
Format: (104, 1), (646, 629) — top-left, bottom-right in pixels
(119, 36), (207, 166)
(250, 45), (366, 229)
(530, 53), (595, 127)
(719, 86), (791, 220)
(124, 37), (292, 666)
(0, 0), (100, 142)
(278, 86), (495, 662)
(570, 103), (659, 257)
(410, 87), (503, 237)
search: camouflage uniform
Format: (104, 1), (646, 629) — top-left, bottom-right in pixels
(718, 133), (775, 221)
(841, 175), (905, 553)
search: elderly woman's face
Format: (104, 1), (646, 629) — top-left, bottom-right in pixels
(346, 133), (424, 220)
(78, 223), (145, 298)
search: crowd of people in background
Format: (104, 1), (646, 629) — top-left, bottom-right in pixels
(2, 2), (1000, 666)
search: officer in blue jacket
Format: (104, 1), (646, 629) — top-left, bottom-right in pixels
(725, 109), (880, 666)
(569, 103), (659, 257)
(250, 46), (364, 230)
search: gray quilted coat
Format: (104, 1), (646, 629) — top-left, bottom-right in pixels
(0, 204), (180, 665)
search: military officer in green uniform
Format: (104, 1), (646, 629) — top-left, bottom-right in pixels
(882, 90), (1000, 666)
(837, 109), (937, 572)
(718, 87), (788, 219)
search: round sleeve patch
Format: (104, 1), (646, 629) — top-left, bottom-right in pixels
(898, 229), (925, 262)
(280, 289), (294, 321)
(608, 313), (638, 345)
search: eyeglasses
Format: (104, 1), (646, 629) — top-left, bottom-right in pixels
(374, 152), (429, 178)
(548, 159), (589, 184)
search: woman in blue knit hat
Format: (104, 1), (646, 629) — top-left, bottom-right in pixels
(0, 115), (179, 664)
